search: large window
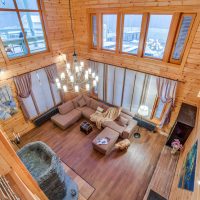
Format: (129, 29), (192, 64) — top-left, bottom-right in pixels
(144, 15), (172, 59)
(122, 14), (143, 55)
(90, 11), (196, 65)
(170, 14), (195, 64)
(102, 14), (117, 51)
(91, 15), (97, 48)
(0, 0), (47, 59)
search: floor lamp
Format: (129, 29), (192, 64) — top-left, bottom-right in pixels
(134, 105), (149, 138)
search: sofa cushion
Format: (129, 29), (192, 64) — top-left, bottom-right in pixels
(116, 116), (129, 127)
(78, 97), (87, 107)
(58, 101), (74, 115)
(83, 95), (91, 107)
(72, 95), (83, 108)
(102, 121), (126, 135)
(51, 109), (82, 130)
(77, 106), (95, 119)
(90, 99), (99, 110)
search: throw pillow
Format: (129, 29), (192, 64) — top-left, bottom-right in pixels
(117, 116), (129, 127)
(58, 101), (74, 115)
(78, 98), (87, 107)
(83, 95), (91, 107)
(90, 99), (99, 110)
(72, 95), (82, 108)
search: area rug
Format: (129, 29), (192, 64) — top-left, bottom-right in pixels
(62, 161), (95, 200)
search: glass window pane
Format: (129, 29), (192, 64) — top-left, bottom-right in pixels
(92, 15), (97, 48)
(0, 11), (28, 58)
(0, 0), (15, 9)
(16, 0), (38, 10)
(131, 72), (145, 114)
(106, 65), (115, 104)
(113, 67), (125, 106)
(102, 14), (117, 50)
(122, 69), (136, 111)
(97, 63), (104, 101)
(20, 12), (47, 53)
(172, 16), (193, 60)
(143, 75), (157, 119)
(122, 14), (142, 54)
(144, 15), (172, 59)
(155, 99), (165, 119)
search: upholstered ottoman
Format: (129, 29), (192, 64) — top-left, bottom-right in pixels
(92, 127), (119, 155)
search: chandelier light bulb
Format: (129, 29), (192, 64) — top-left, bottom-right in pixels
(75, 66), (79, 73)
(60, 72), (65, 80)
(63, 85), (67, 92)
(85, 73), (89, 80)
(95, 76), (99, 82)
(93, 80), (97, 87)
(80, 61), (84, 67)
(70, 75), (74, 82)
(56, 82), (61, 89)
(66, 63), (70, 70)
(86, 83), (90, 91)
(75, 85), (79, 92)
(92, 72), (95, 78)
(88, 68), (92, 74)
(55, 78), (59, 83)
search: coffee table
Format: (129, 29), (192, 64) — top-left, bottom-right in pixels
(92, 127), (119, 155)
(80, 121), (93, 135)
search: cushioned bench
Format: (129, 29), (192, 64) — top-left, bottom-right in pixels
(92, 127), (119, 155)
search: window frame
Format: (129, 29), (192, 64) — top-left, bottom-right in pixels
(101, 12), (120, 53)
(0, 0), (49, 62)
(170, 13), (196, 65)
(88, 9), (197, 66)
(90, 13), (98, 49)
(120, 13), (144, 56)
(142, 13), (174, 61)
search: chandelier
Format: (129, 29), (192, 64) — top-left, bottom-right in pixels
(55, 0), (98, 93)
(56, 54), (98, 93)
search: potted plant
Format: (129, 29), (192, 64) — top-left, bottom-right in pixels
(171, 139), (183, 154)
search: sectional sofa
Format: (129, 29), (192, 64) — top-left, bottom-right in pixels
(51, 95), (138, 139)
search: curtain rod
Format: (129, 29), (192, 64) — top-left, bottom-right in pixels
(88, 59), (183, 83)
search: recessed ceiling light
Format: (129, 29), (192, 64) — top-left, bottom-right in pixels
(197, 91), (200, 98)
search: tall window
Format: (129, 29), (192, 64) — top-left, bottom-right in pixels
(144, 15), (172, 59)
(122, 14), (143, 55)
(0, 0), (47, 59)
(91, 15), (97, 48)
(170, 14), (195, 64)
(102, 14), (117, 51)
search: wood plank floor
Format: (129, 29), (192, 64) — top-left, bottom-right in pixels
(18, 119), (166, 200)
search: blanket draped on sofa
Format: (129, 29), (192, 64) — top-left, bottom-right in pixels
(90, 107), (121, 129)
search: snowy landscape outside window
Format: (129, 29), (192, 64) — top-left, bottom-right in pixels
(0, 0), (47, 59)
(102, 14), (117, 51)
(122, 14), (143, 55)
(144, 15), (172, 59)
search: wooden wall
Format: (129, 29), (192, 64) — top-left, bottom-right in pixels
(0, 0), (75, 139)
(71, 0), (200, 200)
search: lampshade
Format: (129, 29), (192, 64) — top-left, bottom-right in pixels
(138, 105), (149, 117)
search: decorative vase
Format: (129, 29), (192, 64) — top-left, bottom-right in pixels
(171, 147), (178, 154)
